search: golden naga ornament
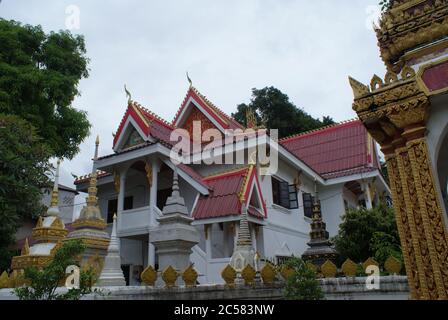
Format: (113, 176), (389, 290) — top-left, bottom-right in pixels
(221, 265), (237, 287)
(384, 256), (402, 275)
(280, 266), (295, 281)
(342, 259), (358, 277)
(321, 260), (337, 278)
(241, 264), (256, 286)
(0, 271), (10, 289)
(141, 265), (158, 286)
(306, 262), (317, 273)
(182, 265), (198, 287)
(260, 263), (276, 285)
(362, 257), (379, 272)
(162, 265), (178, 288)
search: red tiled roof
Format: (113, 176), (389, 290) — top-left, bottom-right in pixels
(280, 120), (379, 179)
(74, 170), (112, 185)
(193, 166), (265, 220)
(113, 102), (176, 149)
(173, 86), (244, 131)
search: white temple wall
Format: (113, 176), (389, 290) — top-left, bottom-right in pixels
(319, 184), (346, 238)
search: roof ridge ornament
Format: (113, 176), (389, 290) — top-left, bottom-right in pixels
(124, 84), (132, 105)
(186, 72), (193, 88)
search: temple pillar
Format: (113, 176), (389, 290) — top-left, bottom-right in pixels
(363, 182), (373, 210)
(349, 0), (448, 300)
(117, 169), (127, 224)
(205, 224), (212, 260)
(402, 127), (448, 299)
(382, 144), (420, 300)
(147, 158), (160, 267)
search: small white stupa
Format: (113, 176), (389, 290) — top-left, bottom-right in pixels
(97, 214), (126, 287)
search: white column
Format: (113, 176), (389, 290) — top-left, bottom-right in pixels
(251, 224), (257, 252)
(148, 158), (160, 267)
(205, 224), (212, 261)
(364, 182), (373, 210)
(117, 171), (127, 228)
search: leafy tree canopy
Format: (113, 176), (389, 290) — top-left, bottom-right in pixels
(333, 204), (402, 266)
(0, 19), (91, 159)
(232, 87), (335, 139)
(0, 114), (52, 271)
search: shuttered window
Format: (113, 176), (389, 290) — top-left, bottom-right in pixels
(302, 193), (314, 219)
(272, 177), (298, 210)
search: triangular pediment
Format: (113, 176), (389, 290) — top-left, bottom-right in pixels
(243, 167), (267, 218)
(122, 126), (145, 149)
(113, 105), (151, 152)
(174, 87), (243, 136)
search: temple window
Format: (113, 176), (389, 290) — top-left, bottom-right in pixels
(302, 193), (314, 219)
(271, 176), (298, 209)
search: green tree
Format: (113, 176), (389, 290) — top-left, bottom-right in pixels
(14, 240), (97, 300)
(0, 114), (52, 272)
(232, 87), (334, 139)
(333, 204), (402, 266)
(0, 19), (91, 159)
(283, 257), (324, 300)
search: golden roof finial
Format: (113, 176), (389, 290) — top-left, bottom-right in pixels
(124, 84), (132, 105)
(186, 72), (193, 88)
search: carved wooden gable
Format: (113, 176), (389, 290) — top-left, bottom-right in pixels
(181, 106), (219, 141)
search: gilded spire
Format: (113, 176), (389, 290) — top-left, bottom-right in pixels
(21, 238), (30, 256)
(87, 138), (99, 208)
(50, 160), (61, 208)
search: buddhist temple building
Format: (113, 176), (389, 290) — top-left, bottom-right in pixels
(72, 84), (390, 285)
(349, 0), (448, 299)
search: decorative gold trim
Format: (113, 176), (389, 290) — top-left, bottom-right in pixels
(141, 265), (157, 286)
(72, 218), (107, 230)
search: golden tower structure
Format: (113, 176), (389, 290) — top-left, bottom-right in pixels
(65, 136), (110, 263)
(349, 0), (448, 300)
(11, 160), (68, 270)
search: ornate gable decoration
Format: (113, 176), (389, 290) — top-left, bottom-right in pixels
(376, 0), (448, 72)
(173, 86), (243, 134)
(113, 103), (151, 152)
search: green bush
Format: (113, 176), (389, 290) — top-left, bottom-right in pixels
(333, 203), (402, 266)
(283, 257), (324, 300)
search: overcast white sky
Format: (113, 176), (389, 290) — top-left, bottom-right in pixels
(1, 0), (386, 205)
